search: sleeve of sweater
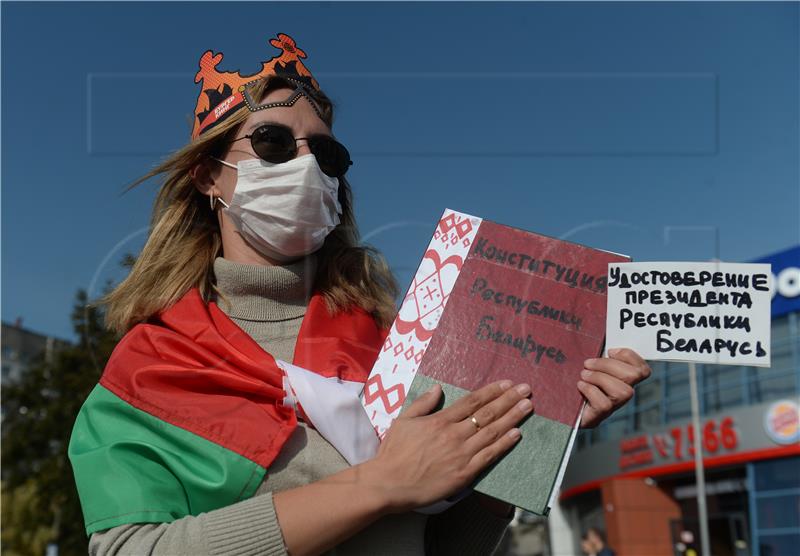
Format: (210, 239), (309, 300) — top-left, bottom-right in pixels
(423, 493), (514, 556)
(88, 491), (288, 556)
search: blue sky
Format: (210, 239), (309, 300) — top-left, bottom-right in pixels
(2, 1), (798, 341)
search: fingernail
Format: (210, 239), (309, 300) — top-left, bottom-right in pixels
(499, 380), (513, 391)
(517, 398), (533, 413)
(608, 348), (621, 356)
(515, 383), (531, 396)
(507, 428), (521, 440)
(581, 369), (593, 379)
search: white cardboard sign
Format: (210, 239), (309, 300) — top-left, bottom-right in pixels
(606, 262), (772, 367)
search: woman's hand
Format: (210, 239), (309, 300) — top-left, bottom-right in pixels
(273, 381), (530, 555)
(361, 379), (533, 514)
(578, 347), (652, 428)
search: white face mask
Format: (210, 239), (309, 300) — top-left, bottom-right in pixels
(213, 154), (343, 262)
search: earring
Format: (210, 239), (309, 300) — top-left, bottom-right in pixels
(210, 195), (229, 211)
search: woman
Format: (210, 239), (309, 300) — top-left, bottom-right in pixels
(68, 34), (651, 556)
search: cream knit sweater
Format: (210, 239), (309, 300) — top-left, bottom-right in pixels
(88, 255), (512, 556)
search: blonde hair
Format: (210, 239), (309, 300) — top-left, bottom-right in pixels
(98, 76), (399, 336)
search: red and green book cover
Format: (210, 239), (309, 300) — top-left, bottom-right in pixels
(361, 208), (628, 515)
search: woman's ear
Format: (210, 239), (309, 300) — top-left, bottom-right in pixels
(190, 160), (217, 197)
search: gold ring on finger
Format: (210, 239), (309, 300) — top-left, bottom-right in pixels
(470, 415), (481, 430)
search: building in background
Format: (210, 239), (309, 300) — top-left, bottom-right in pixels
(550, 245), (800, 556)
(1, 320), (70, 386)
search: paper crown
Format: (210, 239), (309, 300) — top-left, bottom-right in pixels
(190, 33), (322, 140)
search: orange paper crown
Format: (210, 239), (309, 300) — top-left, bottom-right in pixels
(191, 33), (321, 140)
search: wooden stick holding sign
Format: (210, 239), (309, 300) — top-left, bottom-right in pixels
(605, 262), (772, 367)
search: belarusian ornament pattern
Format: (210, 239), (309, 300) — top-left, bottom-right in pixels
(361, 209), (483, 436)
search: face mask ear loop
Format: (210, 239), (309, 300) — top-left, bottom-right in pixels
(210, 194), (230, 211)
(212, 156), (238, 170)
(207, 158), (232, 211)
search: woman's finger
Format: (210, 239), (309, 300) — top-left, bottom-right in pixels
(583, 357), (641, 384)
(577, 379), (614, 418)
(608, 346), (647, 366)
(400, 383), (443, 419)
(437, 380), (514, 422)
(464, 393), (534, 453)
(465, 427), (523, 477)
(455, 383), (531, 440)
(607, 347), (652, 382)
(580, 368), (635, 407)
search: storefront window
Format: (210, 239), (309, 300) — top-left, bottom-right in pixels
(748, 367), (796, 406)
(634, 402), (661, 430)
(704, 364), (745, 413)
(750, 456), (800, 556)
(666, 397), (692, 421)
(758, 533), (800, 556)
(637, 363), (663, 406)
(748, 316), (799, 405)
(756, 495), (800, 530)
(754, 457), (800, 491)
(665, 363), (692, 421)
(601, 412), (629, 439)
(634, 362), (662, 431)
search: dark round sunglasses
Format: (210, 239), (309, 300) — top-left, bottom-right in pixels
(226, 123), (352, 178)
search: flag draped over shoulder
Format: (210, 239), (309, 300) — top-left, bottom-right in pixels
(68, 287), (386, 536)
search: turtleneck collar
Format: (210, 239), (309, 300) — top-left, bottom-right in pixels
(212, 254), (318, 322)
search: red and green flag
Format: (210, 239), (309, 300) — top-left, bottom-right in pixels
(68, 287), (385, 536)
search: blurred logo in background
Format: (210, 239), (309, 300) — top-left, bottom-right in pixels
(754, 245), (800, 318)
(764, 399), (799, 445)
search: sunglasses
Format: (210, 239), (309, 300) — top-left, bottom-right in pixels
(226, 123), (352, 178)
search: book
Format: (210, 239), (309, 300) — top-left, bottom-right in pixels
(361, 208), (629, 515)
